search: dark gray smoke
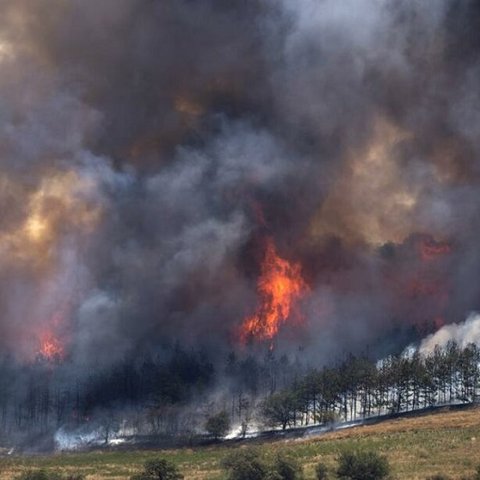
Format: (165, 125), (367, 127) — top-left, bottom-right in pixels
(0, 0), (480, 370)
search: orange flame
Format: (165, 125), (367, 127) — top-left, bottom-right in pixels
(239, 238), (309, 345)
(36, 310), (68, 363)
(418, 237), (452, 261)
(38, 331), (65, 362)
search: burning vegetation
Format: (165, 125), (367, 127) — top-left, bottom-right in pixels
(38, 331), (65, 362)
(418, 237), (453, 262)
(239, 238), (309, 345)
(0, 0), (479, 449)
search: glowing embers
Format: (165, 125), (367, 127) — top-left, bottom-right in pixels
(36, 310), (69, 364)
(38, 331), (65, 362)
(417, 236), (452, 262)
(239, 238), (309, 346)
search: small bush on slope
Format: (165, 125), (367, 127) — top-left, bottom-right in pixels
(130, 458), (183, 480)
(336, 450), (390, 480)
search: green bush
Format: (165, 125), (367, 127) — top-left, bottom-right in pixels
(336, 451), (390, 480)
(222, 450), (303, 480)
(130, 458), (183, 480)
(265, 471), (283, 480)
(205, 411), (231, 440)
(272, 455), (303, 480)
(315, 462), (329, 480)
(15, 472), (58, 480)
(221, 449), (269, 480)
(15, 472), (84, 480)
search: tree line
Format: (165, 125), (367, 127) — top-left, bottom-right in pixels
(258, 341), (480, 431)
(0, 339), (478, 446)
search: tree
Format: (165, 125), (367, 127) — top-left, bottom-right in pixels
(98, 410), (120, 445)
(458, 343), (480, 402)
(237, 395), (254, 439)
(261, 391), (298, 430)
(205, 411), (230, 440)
(336, 451), (390, 480)
(130, 458), (183, 480)
(221, 449), (269, 480)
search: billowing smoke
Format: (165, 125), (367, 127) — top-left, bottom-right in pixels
(1, 0), (480, 373)
(419, 312), (480, 354)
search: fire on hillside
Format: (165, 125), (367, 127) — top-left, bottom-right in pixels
(0, 0), (479, 450)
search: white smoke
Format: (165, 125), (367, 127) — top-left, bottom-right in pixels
(54, 424), (133, 451)
(419, 312), (480, 354)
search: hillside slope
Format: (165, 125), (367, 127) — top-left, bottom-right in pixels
(2, 406), (480, 479)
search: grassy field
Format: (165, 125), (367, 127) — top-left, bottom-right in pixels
(1, 407), (480, 479)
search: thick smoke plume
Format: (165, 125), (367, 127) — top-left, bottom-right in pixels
(1, 0), (480, 373)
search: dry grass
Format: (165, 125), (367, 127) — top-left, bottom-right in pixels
(1, 407), (480, 479)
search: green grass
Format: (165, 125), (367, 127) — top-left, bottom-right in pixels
(1, 407), (480, 479)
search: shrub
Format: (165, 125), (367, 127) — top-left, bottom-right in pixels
(205, 411), (230, 440)
(15, 472), (58, 480)
(15, 471), (80, 480)
(221, 449), (269, 480)
(265, 472), (283, 480)
(426, 476), (451, 480)
(336, 451), (390, 480)
(272, 455), (303, 480)
(130, 458), (183, 480)
(222, 450), (303, 480)
(315, 462), (329, 480)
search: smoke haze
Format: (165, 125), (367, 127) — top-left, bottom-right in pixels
(1, 0), (480, 370)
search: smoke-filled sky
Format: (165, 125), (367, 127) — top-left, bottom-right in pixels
(1, 0), (480, 367)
